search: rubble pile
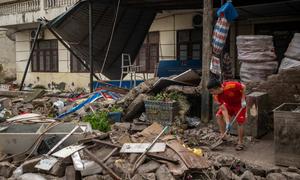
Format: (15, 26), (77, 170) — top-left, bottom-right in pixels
(246, 68), (300, 110)
(207, 153), (300, 180)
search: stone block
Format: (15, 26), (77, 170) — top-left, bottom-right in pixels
(245, 92), (269, 138)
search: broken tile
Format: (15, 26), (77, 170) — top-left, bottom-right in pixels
(156, 165), (175, 180)
(137, 160), (160, 174)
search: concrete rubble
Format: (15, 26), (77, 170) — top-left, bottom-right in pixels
(0, 70), (299, 179)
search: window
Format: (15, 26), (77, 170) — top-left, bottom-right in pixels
(135, 32), (159, 73)
(177, 29), (202, 61)
(70, 53), (88, 73)
(31, 40), (58, 72)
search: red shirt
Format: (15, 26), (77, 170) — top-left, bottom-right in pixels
(214, 81), (244, 107)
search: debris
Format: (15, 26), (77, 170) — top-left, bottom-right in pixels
(17, 173), (47, 180)
(83, 149), (121, 180)
(266, 173), (287, 180)
(65, 165), (81, 180)
(123, 94), (148, 121)
(52, 145), (85, 158)
(120, 143), (166, 153)
(137, 160), (161, 174)
(281, 171), (300, 180)
(47, 125), (79, 155)
(34, 157), (58, 171)
(0, 98), (11, 108)
(167, 140), (210, 170)
(0, 161), (16, 178)
(24, 89), (45, 103)
(240, 170), (256, 180)
(216, 167), (239, 180)
(156, 164), (175, 180)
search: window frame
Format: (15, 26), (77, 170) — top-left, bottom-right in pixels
(31, 39), (59, 73)
(177, 29), (202, 61)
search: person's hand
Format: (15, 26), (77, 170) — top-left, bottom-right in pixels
(226, 122), (232, 131)
(241, 100), (246, 108)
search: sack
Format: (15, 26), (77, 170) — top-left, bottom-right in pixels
(240, 61), (278, 83)
(284, 34), (300, 60)
(210, 55), (221, 75)
(212, 17), (230, 55)
(236, 35), (276, 62)
(279, 57), (300, 73)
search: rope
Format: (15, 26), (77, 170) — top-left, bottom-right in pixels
(99, 0), (121, 79)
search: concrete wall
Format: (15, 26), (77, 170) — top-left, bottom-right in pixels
(14, 10), (201, 90)
(15, 29), (96, 90)
(0, 29), (16, 82)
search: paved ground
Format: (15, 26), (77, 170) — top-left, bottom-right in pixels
(214, 132), (276, 167)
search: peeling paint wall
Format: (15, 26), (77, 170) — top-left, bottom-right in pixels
(0, 29), (16, 82)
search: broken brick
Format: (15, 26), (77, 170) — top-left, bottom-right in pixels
(0, 161), (16, 178)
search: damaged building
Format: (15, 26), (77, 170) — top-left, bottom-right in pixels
(0, 0), (299, 179)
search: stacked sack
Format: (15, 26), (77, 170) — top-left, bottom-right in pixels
(237, 35), (278, 83)
(279, 33), (300, 72)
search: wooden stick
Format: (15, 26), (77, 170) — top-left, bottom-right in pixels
(146, 153), (179, 164)
(83, 149), (121, 180)
(92, 139), (121, 148)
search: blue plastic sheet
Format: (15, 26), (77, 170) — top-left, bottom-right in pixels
(217, 1), (238, 22)
(56, 92), (102, 119)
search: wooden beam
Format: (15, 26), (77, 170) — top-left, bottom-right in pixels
(201, 0), (213, 123)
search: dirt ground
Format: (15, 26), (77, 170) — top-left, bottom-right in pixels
(214, 132), (275, 167)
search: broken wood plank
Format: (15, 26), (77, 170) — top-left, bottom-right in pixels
(146, 153), (179, 164)
(52, 145), (85, 158)
(166, 140), (210, 170)
(24, 89), (45, 103)
(120, 143), (166, 153)
(92, 139), (121, 148)
(0, 90), (33, 97)
(83, 149), (121, 180)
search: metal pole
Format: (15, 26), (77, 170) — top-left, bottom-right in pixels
(46, 26), (100, 80)
(19, 23), (42, 91)
(201, 0), (213, 123)
(89, 0), (94, 93)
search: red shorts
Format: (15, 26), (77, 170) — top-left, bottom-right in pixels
(216, 103), (246, 125)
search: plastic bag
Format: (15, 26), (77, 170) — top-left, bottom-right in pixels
(217, 1), (239, 22)
(210, 55), (222, 75)
(212, 17), (230, 55)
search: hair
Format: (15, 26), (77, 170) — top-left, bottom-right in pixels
(207, 78), (221, 90)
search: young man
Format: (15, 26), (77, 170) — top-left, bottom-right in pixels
(207, 79), (247, 151)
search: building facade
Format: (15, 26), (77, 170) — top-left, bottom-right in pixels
(0, 0), (202, 89)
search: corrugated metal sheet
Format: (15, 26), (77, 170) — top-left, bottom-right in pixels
(49, 0), (156, 79)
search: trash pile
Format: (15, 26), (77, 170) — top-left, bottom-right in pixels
(0, 68), (299, 179)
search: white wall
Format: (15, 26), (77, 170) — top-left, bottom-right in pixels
(14, 10), (201, 89)
(0, 29), (16, 81)
(150, 10), (200, 60)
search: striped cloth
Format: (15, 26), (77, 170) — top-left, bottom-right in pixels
(212, 17), (230, 55)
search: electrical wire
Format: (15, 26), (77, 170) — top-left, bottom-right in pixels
(99, 0), (121, 79)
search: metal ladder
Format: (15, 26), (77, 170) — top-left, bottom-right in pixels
(119, 53), (137, 88)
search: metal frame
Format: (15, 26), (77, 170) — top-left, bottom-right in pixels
(19, 23), (42, 91)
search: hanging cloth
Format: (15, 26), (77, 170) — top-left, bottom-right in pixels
(217, 1), (238, 22)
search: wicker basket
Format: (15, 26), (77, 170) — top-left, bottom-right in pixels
(144, 100), (178, 126)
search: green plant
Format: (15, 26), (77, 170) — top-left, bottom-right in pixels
(83, 111), (111, 132)
(150, 92), (183, 102)
(109, 106), (123, 112)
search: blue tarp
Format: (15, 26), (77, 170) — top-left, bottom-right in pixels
(217, 2), (238, 22)
(56, 92), (102, 119)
